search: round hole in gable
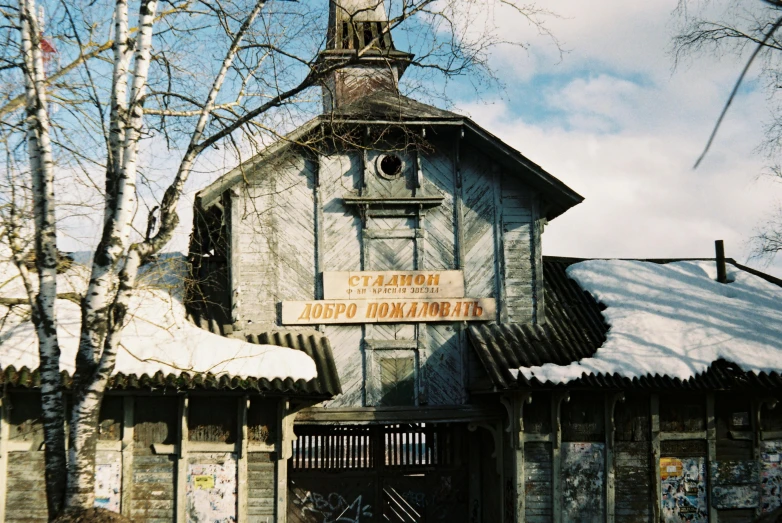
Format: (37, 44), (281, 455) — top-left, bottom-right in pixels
(379, 154), (403, 178)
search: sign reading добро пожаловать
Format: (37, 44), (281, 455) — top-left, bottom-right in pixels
(282, 270), (495, 325)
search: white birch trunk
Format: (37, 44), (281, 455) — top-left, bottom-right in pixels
(18, 0), (67, 516)
(67, 0), (158, 508)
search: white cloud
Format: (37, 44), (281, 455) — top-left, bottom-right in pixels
(454, 0), (782, 277)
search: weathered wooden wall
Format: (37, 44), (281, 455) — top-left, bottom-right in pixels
(0, 393), (282, 523)
(223, 131), (542, 409)
(506, 391), (782, 523)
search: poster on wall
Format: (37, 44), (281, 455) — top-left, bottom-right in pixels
(660, 457), (708, 522)
(761, 440), (782, 512)
(562, 442), (605, 523)
(186, 453), (237, 523)
(94, 461), (122, 513)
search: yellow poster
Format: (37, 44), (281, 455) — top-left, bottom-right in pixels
(194, 474), (215, 490)
(660, 457), (683, 480)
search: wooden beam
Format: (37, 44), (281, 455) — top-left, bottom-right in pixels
(516, 393), (532, 523)
(296, 405), (502, 424)
(0, 394), (9, 523)
(176, 395), (189, 523)
(454, 130), (465, 270)
(237, 396), (249, 523)
(120, 397), (134, 519)
(276, 399), (294, 523)
(552, 392), (569, 523)
(605, 393), (623, 523)
(492, 164), (507, 323)
(468, 428), (482, 522)
(229, 191), (243, 330)
(659, 431), (708, 441)
(706, 394), (717, 523)
(651, 394), (661, 523)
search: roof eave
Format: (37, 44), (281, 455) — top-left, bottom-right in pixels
(462, 119), (584, 221)
(198, 119), (321, 209)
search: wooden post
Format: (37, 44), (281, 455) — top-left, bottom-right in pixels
(0, 394), (10, 523)
(468, 427), (482, 523)
(715, 240), (727, 284)
(515, 393), (532, 523)
(276, 399), (294, 523)
(120, 396), (135, 519)
(314, 157), (325, 302)
(706, 394), (717, 523)
(605, 393), (624, 523)
(552, 393), (569, 523)
(229, 190), (243, 330)
(454, 129), (465, 270)
(492, 164), (507, 323)
(176, 395), (189, 523)
(651, 394), (661, 523)
(237, 396), (249, 522)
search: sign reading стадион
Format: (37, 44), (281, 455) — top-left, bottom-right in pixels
(323, 270), (464, 300)
(281, 298), (496, 325)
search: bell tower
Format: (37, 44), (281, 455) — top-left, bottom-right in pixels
(319, 0), (413, 111)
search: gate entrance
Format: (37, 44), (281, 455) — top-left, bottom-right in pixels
(288, 423), (469, 522)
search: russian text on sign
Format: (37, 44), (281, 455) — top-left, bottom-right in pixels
(281, 298), (496, 325)
(322, 270), (465, 300)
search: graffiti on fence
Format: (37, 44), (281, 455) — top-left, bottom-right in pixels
(292, 490), (373, 523)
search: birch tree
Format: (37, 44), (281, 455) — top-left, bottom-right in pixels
(1, 0), (558, 516)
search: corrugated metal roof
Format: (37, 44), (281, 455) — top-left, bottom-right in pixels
(468, 256), (782, 391)
(1, 326), (342, 397)
(186, 307), (342, 397)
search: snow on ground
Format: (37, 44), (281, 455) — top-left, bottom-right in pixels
(517, 260), (782, 384)
(0, 256), (317, 381)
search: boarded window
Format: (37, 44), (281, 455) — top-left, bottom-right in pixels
(761, 393), (782, 431)
(523, 392), (551, 433)
(248, 399), (276, 445)
(134, 396), (177, 446)
(615, 394), (650, 442)
(98, 396), (123, 441)
(562, 393), (605, 442)
(378, 357), (415, 407)
(716, 392), (753, 461)
(188, 397), (237, 443)
(8, 391), (43, 444)
(660, 395), (705, 432)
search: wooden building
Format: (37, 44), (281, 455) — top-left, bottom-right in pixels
(2, 1), (782, 522)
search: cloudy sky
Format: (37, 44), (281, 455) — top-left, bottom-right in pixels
(55, 0), (782, 278)
(449, 0), (782, 277)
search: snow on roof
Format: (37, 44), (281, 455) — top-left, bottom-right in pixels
(0, 256), (316, 381)
(516, 260), (782, 384)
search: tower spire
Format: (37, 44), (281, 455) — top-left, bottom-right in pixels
(319, 0), (413, 112)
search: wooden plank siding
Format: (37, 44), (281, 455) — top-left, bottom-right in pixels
(5, 452), (47, 522)
(460, 146), (497, 301)
(248, 452), (276, 522)
(233, 154), (317, 329)
(320, 151), (364, 408)
(500, 178), (536, 324)
(420, 143), (457, 271)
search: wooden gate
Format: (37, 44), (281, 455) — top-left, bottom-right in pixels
(288, 423), (468, 522)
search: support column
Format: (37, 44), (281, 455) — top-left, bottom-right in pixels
(120, 396), (134, 519)
(605, 393), (624, 523)
(176, 395), (189, 523)
(237, 396), (249, 522)
(651, 394), (661, 522)
(276, 399), (296, 523)
(706, 394), (717, 523)
(512, 393), (532, 523)
(0, 394), (9, 522)
(552, 393), (569, 523)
